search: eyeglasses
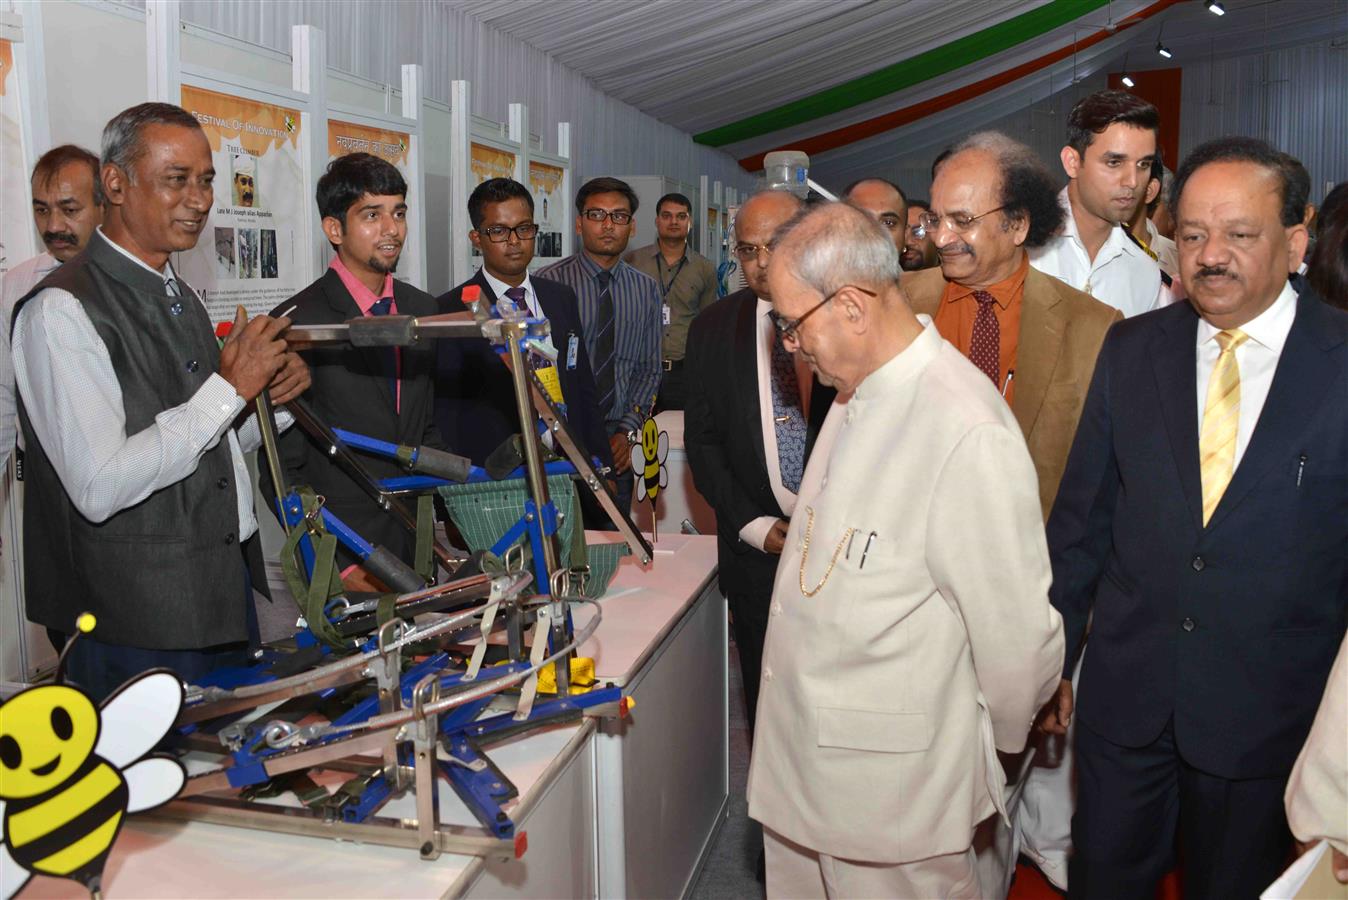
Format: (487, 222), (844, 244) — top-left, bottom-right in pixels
(768, 284), (878, 342)
(478, 223), (539, 243)
(733, 242), (774, 262)
(908, 223), (927, 240)
(582, 208), (633, 225)
(917, 206), (1007, 234)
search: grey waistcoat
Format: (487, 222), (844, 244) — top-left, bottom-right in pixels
(14, 230), (246, 649)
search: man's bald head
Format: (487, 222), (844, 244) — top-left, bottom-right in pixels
(766, 202), (920, 395)
(734, 190), (803, 299)
(843, 178), (907, 253)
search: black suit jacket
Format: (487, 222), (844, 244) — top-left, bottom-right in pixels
(264, 268), (441, 564)
(1049, 287), (1348, 779)
(434, 270), (612, 469)
(684, 288), (837, 600)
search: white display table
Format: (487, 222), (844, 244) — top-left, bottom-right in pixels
(17, 534), (725, 900)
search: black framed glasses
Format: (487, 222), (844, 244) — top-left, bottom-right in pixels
(768, 284), (878, 342)
(478, 223), (539, 243)
(917, 206), (1007, 234)
(582, 208), (633, 225)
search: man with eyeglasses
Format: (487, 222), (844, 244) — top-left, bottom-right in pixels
(1029, 89), (1165, 318)
(434, 177), (611, 474)
(623, 192), (719, 411)
(747, 200), (1063, 899)
(539, 177), (661, 516)
(902, 199), (941, 271)
(842, 177), (908, 256)
(903, 130), (1120, 897)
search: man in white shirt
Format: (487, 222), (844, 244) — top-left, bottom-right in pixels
(748, 200), (1063, 898)
(11, 102), (308, 700)
(1042, 136), (1347, 899)
(1030, 89), (1164, 317)
(1, 144), (106, 470)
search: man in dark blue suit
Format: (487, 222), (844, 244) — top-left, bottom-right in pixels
(434, 178), (612, 473)
(1041, 137), (1348, 899)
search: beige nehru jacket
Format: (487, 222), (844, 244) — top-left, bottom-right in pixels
(1286, 633), (1348, 855)
(747, 320), (1065, 864)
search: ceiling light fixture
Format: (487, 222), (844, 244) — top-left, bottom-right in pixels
(1156, 40), (1173, 58)
(1205, 1), (1226, 15)
(1121, 72), (1136, 87)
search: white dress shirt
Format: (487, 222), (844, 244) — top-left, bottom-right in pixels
(1, 251), (60, 468)
(1030, 187), (1163, 318)
(739, 297), (815, 551)
(1194, 279), (1297, 469)
(480, 268), (542, 318)
(12, 229), (289, 534)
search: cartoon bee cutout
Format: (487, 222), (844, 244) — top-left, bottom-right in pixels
(0, 615), (185, 900)
(630, 416), (669, 504)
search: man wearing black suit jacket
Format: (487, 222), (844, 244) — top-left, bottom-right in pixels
(435, 178), (612, 473)
(267, 153), (441, 569)
(1042, 137), (1348, 900)
(685, 190), (836, 737)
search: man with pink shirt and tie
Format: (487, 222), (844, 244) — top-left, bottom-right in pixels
(264, 153), (443, 571)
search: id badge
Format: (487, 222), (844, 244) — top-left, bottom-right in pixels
(662, 303), (672, 326)
(566, 334), (579, 370)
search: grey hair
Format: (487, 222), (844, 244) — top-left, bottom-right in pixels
(101, 102), (203, 177)
(934, 130), (1065, 248)
(771, 201), (900, 298)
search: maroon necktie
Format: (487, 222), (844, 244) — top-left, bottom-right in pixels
(969, 290), (1000, 385)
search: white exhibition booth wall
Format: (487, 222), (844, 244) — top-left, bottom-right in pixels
(0, 0), (732, 683)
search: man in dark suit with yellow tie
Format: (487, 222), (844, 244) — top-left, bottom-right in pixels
(1045, 136), (1348, 899)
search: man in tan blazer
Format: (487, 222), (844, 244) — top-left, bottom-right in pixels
(1286, 633), (1348, 883)
(904, 131), (1121, 520)
(903, 131), (1119, 896)
(747, 201), (1064, 898)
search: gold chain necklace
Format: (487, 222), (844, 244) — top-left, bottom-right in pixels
(798, 507), (856, 598)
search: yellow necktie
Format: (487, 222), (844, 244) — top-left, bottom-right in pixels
(1199, 329), (1250, 525)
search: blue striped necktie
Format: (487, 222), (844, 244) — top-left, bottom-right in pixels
(770, 332), (806, 493)
(592, 270), (617, 415)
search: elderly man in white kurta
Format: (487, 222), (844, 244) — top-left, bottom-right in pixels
(746, 201), (1065, 898)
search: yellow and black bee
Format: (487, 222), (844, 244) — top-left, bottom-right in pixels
(629, 416), (669, 504)
(0, 615), (185, 899)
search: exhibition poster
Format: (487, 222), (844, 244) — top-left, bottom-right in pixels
(175, 84), (306, 322)
(469, 144), (517, 259)
(327, 118), (421, 288)
(0, 39), (33, 277)
(528, 160), (565, 261)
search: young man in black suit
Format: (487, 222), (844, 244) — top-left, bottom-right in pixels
(267, 152), (442, 569)
(1041, 137), (1348, 899)
(434, 177), (612, 473)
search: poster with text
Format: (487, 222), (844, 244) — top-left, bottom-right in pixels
(0, 39), (34, 278)
(327, 119), (421, 289)
(528, 160), (565, 262)
(174, 85), (305, 323)
(469, 144), (517, 257)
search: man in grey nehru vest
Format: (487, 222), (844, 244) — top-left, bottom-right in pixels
(11, 102), (309, 700)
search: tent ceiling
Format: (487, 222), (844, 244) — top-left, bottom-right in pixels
(447, 0), (1347, 170)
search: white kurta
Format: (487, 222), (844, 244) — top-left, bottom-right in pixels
(747, 318), (1065, 864)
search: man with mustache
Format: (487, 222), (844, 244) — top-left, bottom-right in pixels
(903, 131), (1119, 896)
(1046, 136), (1348, 899)
(1030, 90), (1164, 318)
(11, 103), (307, 699)
(1, 145), (105, 470)
(265, 152), (441, 571)
(901, 199), (940, 271)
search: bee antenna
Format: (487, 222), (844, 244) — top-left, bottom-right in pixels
(56, 613), (97, 685)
